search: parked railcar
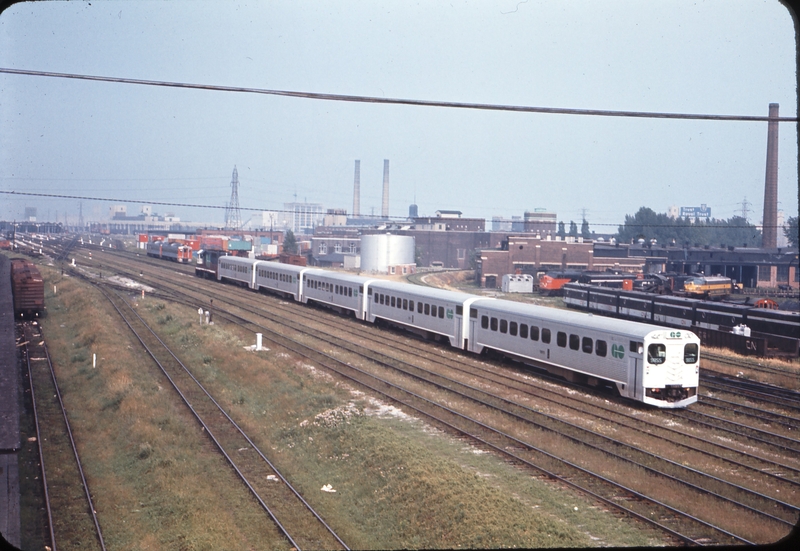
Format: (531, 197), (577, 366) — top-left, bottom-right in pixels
(367, 280), (484, 348)
(744, 308), (800, 339)
(302, 270), (375, 319)
(146, 241), (192, 263)
(10, 258), (45, 318)
(682, 275), (734, 298)
(651, 295), (697, 329)
(469, 299), (699, 407)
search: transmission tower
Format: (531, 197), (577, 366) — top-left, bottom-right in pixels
(739, 196), (751, 222)
(225, 166), (242, 231)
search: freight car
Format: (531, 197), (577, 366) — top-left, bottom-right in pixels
(201, 255), (700, 407)
(10, 258), (45, 318)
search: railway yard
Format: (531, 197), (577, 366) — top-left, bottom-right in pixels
(2, 236), (800, 549)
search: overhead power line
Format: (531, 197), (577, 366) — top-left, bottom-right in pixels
(0, 190), (787, 229)
(1, 67), (797, 122)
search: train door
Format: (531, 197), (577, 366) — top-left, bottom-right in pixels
(626, 343), (644, 401)
(453, 307), (463, 349)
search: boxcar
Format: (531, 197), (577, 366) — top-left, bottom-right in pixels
(11, 258), (45, 318)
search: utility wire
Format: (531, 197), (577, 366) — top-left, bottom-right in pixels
(0, 190), (787, 229)
(1, 67), (797, 122)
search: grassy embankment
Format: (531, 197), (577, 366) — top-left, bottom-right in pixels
(33, 263), (659, 549)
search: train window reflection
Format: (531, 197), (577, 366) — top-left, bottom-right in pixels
(648, 344), (667, 364)
(684, 343), (699, 363)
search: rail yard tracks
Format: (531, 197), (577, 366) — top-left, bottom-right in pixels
(20, 322), (106, 551)
(43, 244), (800, 543)
(96, 285), (349, 551)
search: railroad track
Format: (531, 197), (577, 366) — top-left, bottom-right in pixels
(20, 322), (106, 551)
(47, 245), (793, 541)
(96, 285), (349, 551)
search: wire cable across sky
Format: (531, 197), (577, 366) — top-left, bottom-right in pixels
(1, 67), (797, 122)
(0, 190), (784, 230)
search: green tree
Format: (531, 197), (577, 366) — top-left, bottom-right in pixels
(785, 216), (798, 248)
(283, 230), (298, 254)
(557, 221), (566, 239)
(616, 206), (761, 247)
(581, 219), (591, 239)
(568, 221), (578, 237)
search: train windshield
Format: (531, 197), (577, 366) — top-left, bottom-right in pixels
(684, 343), (699, 363)
(647, 343), (667, 364)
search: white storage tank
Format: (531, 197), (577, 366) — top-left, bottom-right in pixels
(361, 234), (415, 273)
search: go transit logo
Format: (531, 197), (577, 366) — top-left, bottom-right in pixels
(611, 344), (625, 359)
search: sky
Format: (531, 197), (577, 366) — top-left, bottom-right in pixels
(0, 0), (797, 232)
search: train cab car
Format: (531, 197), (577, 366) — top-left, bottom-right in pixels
(468, 300), (699, 408)
(302, 270), (376, 319)
(367, 280), (483, 348)
(254, 262), (307, 301)
(218, 256), (259, 289)
(195, 249), (226, 279)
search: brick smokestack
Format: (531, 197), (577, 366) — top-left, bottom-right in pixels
(381, 159), (390, 218)
(353, 160), (361, 217)
(762, 103), (779, 248)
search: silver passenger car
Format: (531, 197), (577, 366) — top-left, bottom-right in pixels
(366, 280), (484, 348)
(302, 270), (376, 319)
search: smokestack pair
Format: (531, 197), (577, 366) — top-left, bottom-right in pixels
(352, 159), (389, 218)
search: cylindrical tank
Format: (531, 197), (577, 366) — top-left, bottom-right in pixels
(361, 234), (415, 272)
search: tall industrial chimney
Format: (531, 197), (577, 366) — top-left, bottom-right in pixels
(762, 103), (779, 249)
(381, 159), (390, 218)
(353, 160), (361, 217)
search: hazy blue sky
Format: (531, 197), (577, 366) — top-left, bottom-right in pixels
(1, 0), (797, 231)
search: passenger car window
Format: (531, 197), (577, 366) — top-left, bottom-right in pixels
(509, 321), (517, 336)
(481, 315), (489, 329)
(582, 337), (593, 353)
(438, 306), (444, 318)
(648, 344), (667, 364)
(595, 340), (607, 357)
(520, 324), (528, 339)
(557, 332), (567, 348)
(490, 317), (498, 331)
(500, 319), (508, 333)
(418, 302), (423, 314)
(569, 334), (580, 350)
(530, 326), (539, 341)
(424, 304), (430, 315)
(542, 328), (551, 344)
(684, 343), (699, 363)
